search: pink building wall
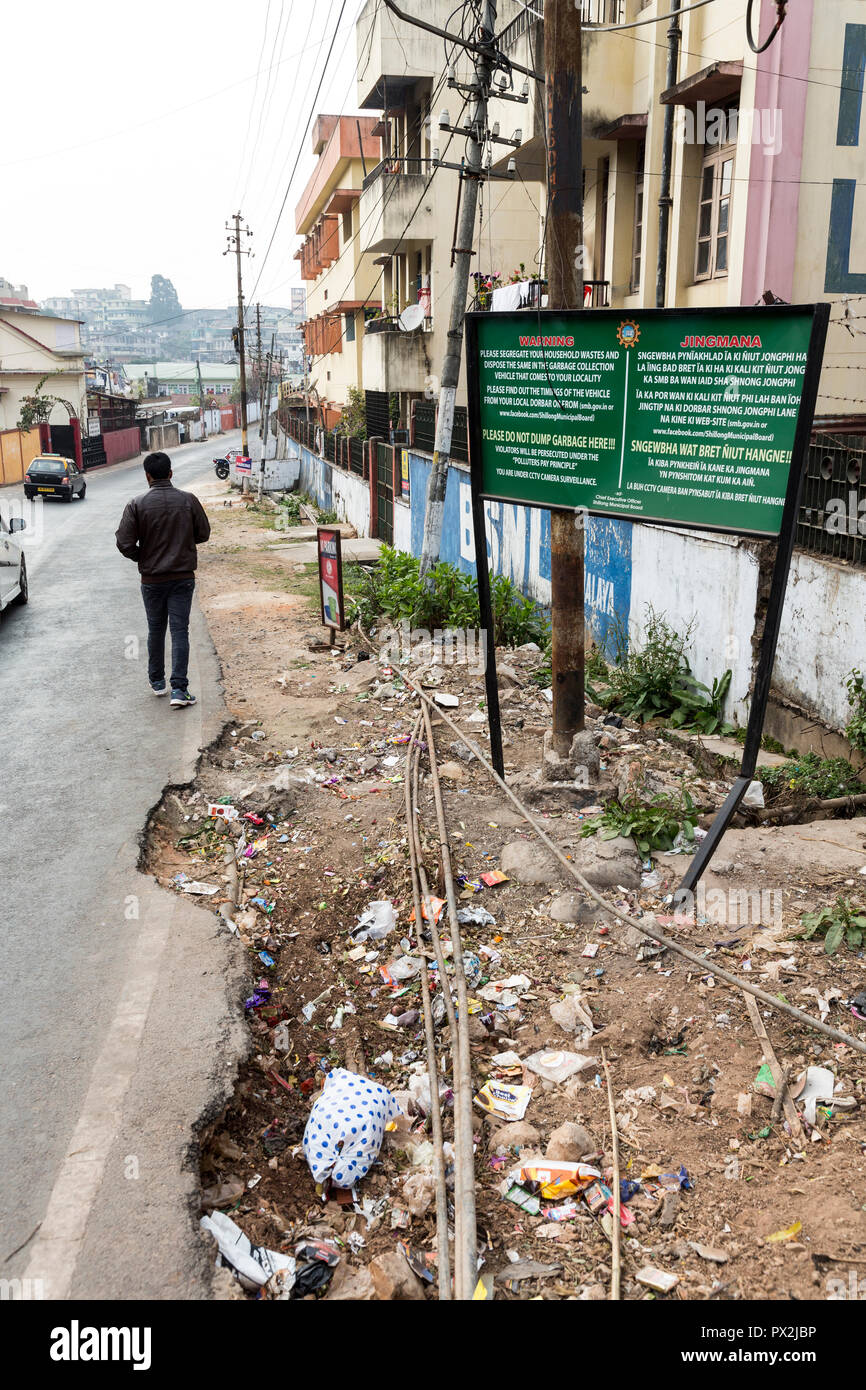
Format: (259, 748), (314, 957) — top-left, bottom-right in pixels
(741, 0), (815, 305)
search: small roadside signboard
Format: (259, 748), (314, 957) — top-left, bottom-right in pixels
(317, 526), (345, 638)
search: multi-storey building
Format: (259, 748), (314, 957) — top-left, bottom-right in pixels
(293, 2), (545, 430)
(496, 0), (866, 416)
(294, 114), (383, 427)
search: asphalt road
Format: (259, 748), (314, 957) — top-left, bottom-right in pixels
(0, 435), (246, 1298)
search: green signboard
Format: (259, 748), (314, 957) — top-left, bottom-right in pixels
(467, 306), (823, 537)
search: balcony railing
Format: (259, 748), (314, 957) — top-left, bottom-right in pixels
(498, 0), (625, 51)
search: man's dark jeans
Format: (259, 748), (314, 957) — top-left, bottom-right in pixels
(140, 578), (195, 692)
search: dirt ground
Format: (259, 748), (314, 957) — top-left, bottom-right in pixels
(144, 481), (866, 1302)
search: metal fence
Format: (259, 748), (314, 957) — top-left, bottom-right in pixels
(411, 400), (469, 462)
(282, 412), (369, 479)
(797, 431), (866, 567)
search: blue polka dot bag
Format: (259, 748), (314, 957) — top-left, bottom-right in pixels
(303, 1068), (401, 1188)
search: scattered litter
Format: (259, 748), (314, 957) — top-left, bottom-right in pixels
(179, 880), (219, 896)
(207, 802), (239, 821)
(502, 1182), (541, 1215)
(791, 1067), (835, 1126)
(766, 1220), (802, 1244)
(519, 1160), (601, 1199)
(742, 779), (765, 809)
(457, 906), (497, 927)
(549, 993), (595, 1042)
(301, 985), (335, 1022)
(380, 956), (424, 985)
(689, 1243), (728, 1264)
(433, 692), (459, 708)
(478, 974), (531, 1009)
(353, 900), (397, 940)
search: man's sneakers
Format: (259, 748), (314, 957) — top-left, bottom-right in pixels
(150, 681), (167, 696)
(170, 689), (197, 708)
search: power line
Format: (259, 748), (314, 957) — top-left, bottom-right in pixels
(0, 32), (335, 171)
(254, 65), (453, 310)
(245, 0), (349, 311)
(591, 0), (719, 32)
(231, 0), (274, 207)
(241, 0), (295, 210)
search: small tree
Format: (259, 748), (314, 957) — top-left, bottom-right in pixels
(338, 386), (367, 438)
(17, 376), (54, 430)
(17, 376), (78, 431)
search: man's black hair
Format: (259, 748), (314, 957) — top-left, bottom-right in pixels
(144, 452), (172, 480)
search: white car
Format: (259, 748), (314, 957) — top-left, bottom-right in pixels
(0, 513), (27, 612)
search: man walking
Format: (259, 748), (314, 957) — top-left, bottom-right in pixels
(115, 452), (210, 707)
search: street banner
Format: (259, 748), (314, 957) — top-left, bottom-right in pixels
(467, 306), (824, 538)
(317, 526), (344, 631)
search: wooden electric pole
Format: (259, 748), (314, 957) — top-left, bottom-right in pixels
(224, 212), (252, 484)
(255, 302), (263, 405)
(258, 331), (275, 501)
(545, 0), (585, 753)
(196, 356), (207, 441)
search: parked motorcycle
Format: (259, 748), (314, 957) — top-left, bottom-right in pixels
(214, 457), (230, 480)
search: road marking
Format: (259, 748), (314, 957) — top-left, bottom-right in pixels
(23, 635), (206, 1299)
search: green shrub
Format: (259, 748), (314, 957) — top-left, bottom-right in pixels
(581, 787), (699, 855)
(845, 668), (866, 759)
(587, 607), (733, 735)
(345, 546), (548, 647)
(799, 895), (866, 954)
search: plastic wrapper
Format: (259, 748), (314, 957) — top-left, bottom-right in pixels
(518, 1160), (601, 1200)
(523, 1049), (596, 1083)
(474, 1081), (533, 1121)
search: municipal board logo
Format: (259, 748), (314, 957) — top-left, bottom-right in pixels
(616, 319), (640, 348)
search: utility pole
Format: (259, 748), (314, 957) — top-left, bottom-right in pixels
(546, 0), (585, 754)
(196, 357), (207, 441)
(418, 0), (498, 577)
(258, 331), (275, 501)
(224, 211), (252, 487)
(255, 302), (263, 414)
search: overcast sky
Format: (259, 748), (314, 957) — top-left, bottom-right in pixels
(1, 1), (364, 310)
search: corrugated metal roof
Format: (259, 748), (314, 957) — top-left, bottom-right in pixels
(124, 361), (239, 381)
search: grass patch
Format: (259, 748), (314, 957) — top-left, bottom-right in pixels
(758, 751), (864, 801)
